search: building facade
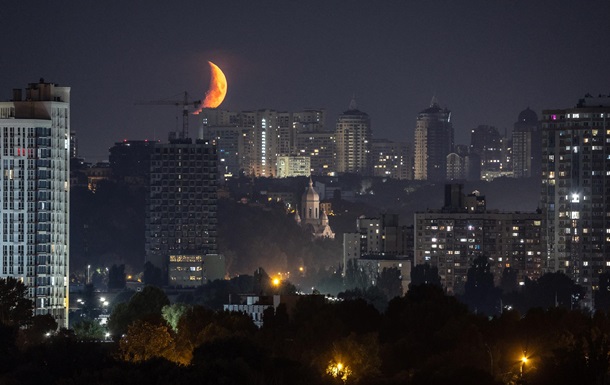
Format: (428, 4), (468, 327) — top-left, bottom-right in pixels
(415, 211), (544, 295)
(199, 108), (329, 178)
(512, 107), (540, 178)
(108, 139), (156, 185)
(276, 155), (311, 178)
(145, 138), (218, 286)
(0, 80), (70, 327)
(541, 95), (610, 307)
(335, 98), (372, 175)
(294, 131), (336, 176)
(414, 98), (453, 181)
(415, 185), (544, 295)
(371, 139), (412, 180)
(470, 125), (509, 180)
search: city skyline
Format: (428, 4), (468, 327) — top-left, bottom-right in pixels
(2, 1), (610, 161)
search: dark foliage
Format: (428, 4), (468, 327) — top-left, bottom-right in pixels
(108, 264), (127, 290)
(410, 263), (442, 288)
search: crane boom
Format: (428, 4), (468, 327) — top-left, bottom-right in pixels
(135, 91), (201, 139)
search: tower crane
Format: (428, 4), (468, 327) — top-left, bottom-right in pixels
(135, 91), (201, 139)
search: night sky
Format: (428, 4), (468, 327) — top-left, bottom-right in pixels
(2, 1), (610, 161)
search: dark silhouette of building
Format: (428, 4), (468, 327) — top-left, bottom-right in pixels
(414, 97), (453, 181)
(145, 135), (218, 286)
(109, 139), (157, 185)
(512, 107), (540, 178)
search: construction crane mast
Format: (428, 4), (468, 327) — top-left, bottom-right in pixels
(135, 91), (201, 139)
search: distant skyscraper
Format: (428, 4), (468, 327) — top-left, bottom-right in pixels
(0, 79), (70, 327)
(414, 97), (453, 181)
(199, 108), (328, 178)
(541, 95), (610, 308)
(295, 131), (336, 175)
(335, 98), (372, 175)
(145, 137), (218, 286)
(512, 107), (539, 178)
(470, 125), (505, 180)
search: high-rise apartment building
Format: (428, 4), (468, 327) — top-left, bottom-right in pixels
(0, 79), (70, 327)
(371, 139), (412, 180)
(335, 98), (372, 175)
(415, 185), (544, 294)
(295, 131), (335, 175)
(199, 108), (329, 177)
(512, 107), (540, 178)
(541, 95), (610, 307)
(470, 125), (508, 180)
(145, 137), (218, 286)
(414, 98), (453, 181)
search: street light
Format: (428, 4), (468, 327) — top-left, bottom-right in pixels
(520, 355), (528, 379)
(87, 265), (91, 284)
(326, 360), (352, 384)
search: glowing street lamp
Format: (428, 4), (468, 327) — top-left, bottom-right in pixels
(520, 355), (528, 378)
(272, 278), (281, 287)
(326, 360), (352, 384)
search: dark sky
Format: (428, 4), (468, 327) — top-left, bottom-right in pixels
(2, 1), (610, 161)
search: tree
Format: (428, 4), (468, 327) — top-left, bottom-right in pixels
(377, 267), (403, 300)
(16, 314), (58, 347)
(463, 256), (500, 315)
(108, 264), (126, 290)
(410, 263), (441, 288)
(108, 285), (170, 337)
(521, 271), (585, 310)
(345, 259), (368, 290)
(500, 267), (518, 294)
(80, 283), (100, 319)
(119, 320), (182, 364)
(73, 318), (105, 341)
(323, 333), (381, 384)
(143, 261), (163, 287)
(594, 271), (610, 312)
(0, 277), (33, 327)
(162, 303), (190, 332)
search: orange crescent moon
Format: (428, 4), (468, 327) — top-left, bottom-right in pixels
(200, 61), (227, 109)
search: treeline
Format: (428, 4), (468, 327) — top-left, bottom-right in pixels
(4, 274), (610, 384)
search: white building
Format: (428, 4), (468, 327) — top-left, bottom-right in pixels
(0, 79), (70, 327)
(276, 155), (311, 178)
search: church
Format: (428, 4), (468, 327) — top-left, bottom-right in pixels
(295, 178), (335, 239)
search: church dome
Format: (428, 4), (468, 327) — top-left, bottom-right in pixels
(517, 107), (538, 125)
(302, 178), (319, 202)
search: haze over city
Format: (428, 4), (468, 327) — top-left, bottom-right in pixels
(4, 1), (610, 384)
(3, 0), (610, 160)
